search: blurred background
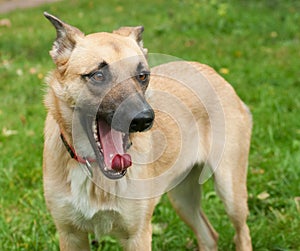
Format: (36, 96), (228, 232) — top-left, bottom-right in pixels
(0, 0), (299, 250)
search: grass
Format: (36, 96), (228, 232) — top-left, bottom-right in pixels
(0, 0), (300, 250)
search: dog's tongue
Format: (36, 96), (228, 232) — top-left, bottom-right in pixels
(98, 120), (132, 171)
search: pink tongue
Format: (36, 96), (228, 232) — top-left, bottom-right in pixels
(98, 120), (132, 171)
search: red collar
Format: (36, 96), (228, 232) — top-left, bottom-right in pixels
(60, 132), (96, 175)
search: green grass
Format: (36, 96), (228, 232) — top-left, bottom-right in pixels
(1, 0), (300, 250)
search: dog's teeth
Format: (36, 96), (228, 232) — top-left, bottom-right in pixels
(110, 154), (113, 158)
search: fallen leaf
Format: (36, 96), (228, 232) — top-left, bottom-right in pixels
(270, 31), (278, 38)
(20, 115), (26, 125)
(16, 69), (23, 76)
(251, 168), (265, 175)
(2, 127), (18, 136)
(257, 191), (270, 200)
(37, 73), (44, 79)
(152, 223), (168, 235)
(29, 67), (37, 74)
(219, 67), (229, 75)
(0, 18), (11, 27)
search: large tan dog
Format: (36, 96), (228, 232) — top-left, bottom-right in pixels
(43, 12), (252, 251)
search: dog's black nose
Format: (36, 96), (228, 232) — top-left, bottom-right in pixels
(129, 109), (154, 132)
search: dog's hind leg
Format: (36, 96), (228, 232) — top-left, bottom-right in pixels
(213, 151), (252, 251)
(168, 165), (218, 251)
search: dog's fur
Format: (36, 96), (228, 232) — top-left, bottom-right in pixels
(43, 13), (252, 251)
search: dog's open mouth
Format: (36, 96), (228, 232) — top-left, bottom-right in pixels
(91, 116), (132, 179)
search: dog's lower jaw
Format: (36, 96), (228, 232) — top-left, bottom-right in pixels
(82, 113), (129, 180)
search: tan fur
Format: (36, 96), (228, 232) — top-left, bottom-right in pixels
(43, 13), (252, 251)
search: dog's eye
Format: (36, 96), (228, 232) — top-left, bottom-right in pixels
(137, 72), (150, 84)
(82, 70), (105, 83)
(91, 71), (105, 82)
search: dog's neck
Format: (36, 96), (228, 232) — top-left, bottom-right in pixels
(60, 131), (95, 177)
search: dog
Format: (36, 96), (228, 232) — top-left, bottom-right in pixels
(43, 12), (252, 251)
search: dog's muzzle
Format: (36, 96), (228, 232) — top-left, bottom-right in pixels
(82, 99), (155, 180)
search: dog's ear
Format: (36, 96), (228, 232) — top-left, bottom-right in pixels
(113, 26), (148, 55)
(44, 12), (84, 72)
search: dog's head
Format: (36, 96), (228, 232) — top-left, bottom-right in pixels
(44, 12), (154, 179)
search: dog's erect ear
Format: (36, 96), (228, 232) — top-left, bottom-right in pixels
(44, 12), (84, 72)
(113, 26), (148, 55)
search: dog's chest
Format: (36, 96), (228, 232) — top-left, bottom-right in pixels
(68, 167), (120, 217)
(68, 167), (133, 235)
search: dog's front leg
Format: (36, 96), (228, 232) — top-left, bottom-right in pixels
(57, 226), (90, 251)
(120, 223), (152, 251)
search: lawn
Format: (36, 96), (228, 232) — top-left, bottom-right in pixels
(0, 0), (300, 250)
